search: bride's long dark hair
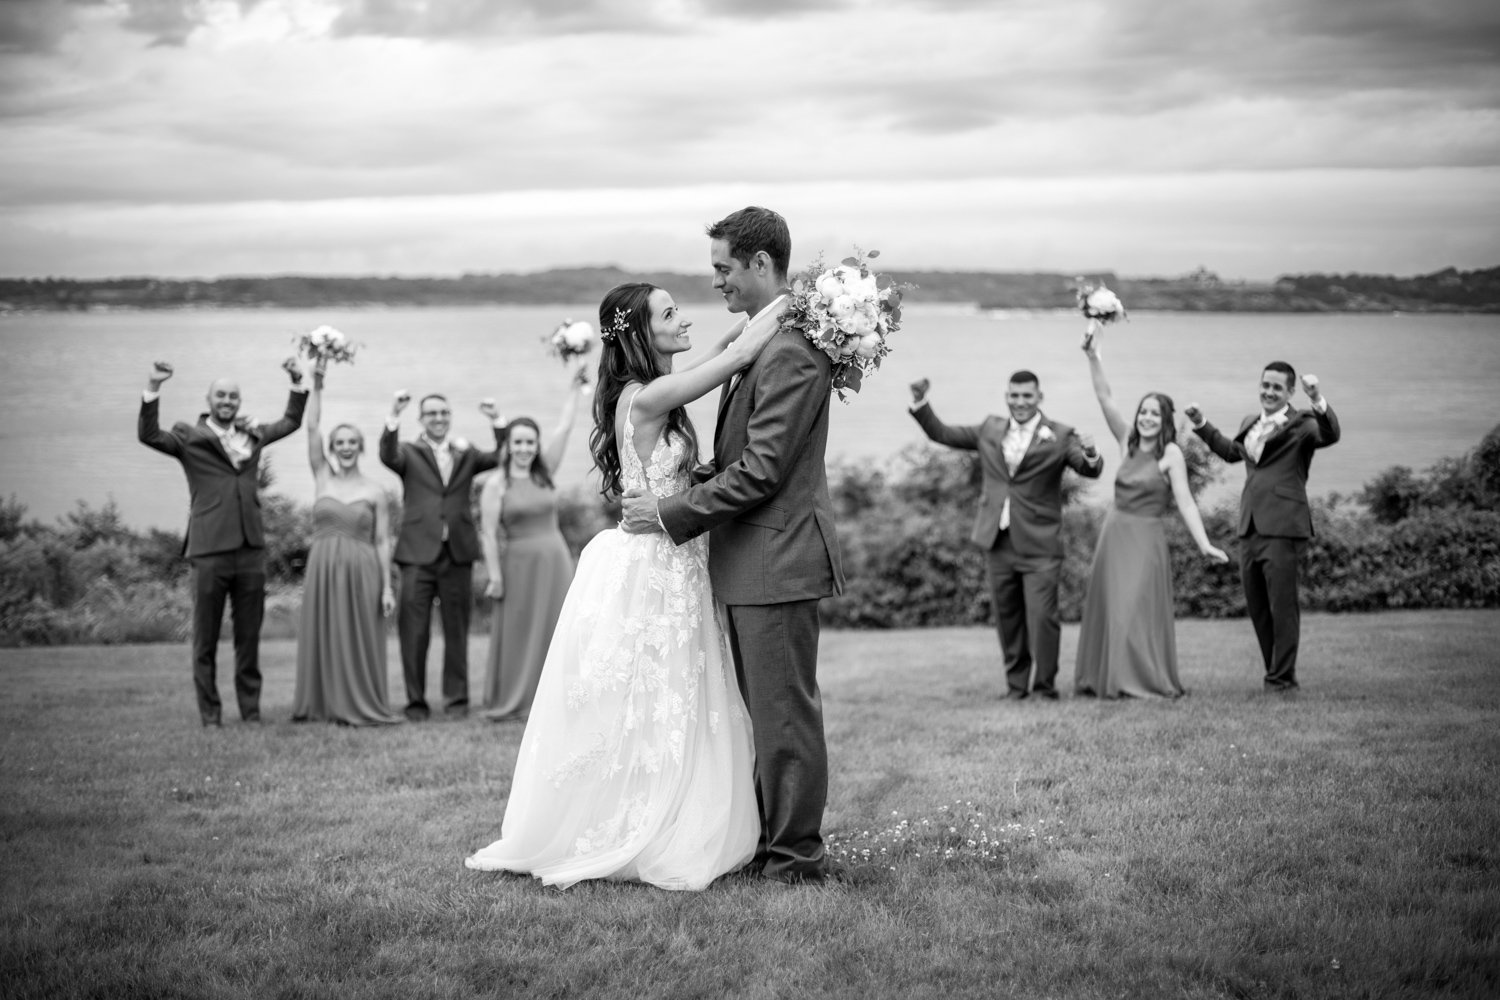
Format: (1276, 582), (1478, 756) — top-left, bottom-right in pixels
(588, 283), (700, 498)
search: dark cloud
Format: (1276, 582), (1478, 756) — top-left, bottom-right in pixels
(0, 0), (103, 54)
(326, 0), (843, 39)
(1097, 0), (1500, 99)
(330, 0), (652, 39)
(118, 0), (205, 47)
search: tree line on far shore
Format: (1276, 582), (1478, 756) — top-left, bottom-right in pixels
(2, 425), (1496, 647)
(3, 265), (1498, 313)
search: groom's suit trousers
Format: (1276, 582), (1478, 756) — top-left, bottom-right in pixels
(722, 599), (827, 881)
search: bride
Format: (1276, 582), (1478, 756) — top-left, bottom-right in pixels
(464, 282), (781, 890)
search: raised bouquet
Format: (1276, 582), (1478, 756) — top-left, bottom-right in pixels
(782, 248), (910, 399)
(1075, 278), (1127, 350)
(545, 318), (597, 364)
(296, 325), (359, 365)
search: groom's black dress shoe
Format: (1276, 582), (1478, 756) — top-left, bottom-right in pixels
(764, 863), (846, 887)
(1033, 690), (1060, 701)
(404, 705), (430, 722)
(1004, 690), (1029, 701)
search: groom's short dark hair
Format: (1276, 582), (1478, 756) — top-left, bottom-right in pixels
(1009, 370), (1040, 388)
(707, 206), (791, 279)
(1263, 361), (1296, 387)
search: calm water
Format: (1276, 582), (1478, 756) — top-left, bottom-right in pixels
(2, 305), (1497, 530)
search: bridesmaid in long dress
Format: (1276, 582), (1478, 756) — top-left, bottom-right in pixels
(291, 358), (402, 725)
(1074, 327), (1229, 699)
(477, 367), (587, 722)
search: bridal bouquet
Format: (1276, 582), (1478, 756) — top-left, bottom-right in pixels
(296, 325), (359, 365)
(1075, 278), (1127, 350)
(545, 318), (597, 364)
(782, 248), (910, 399)
(1076, 278), (1127, 323)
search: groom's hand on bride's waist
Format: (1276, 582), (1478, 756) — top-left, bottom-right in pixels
(620, 489), (666, 535)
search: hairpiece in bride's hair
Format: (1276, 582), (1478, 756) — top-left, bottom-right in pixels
(600, 308), (631, 343)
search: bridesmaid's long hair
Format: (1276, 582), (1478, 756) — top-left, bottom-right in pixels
(503, 416), (554, 490)
(589, 282), (700, 498)
(1128, 391), (1177, 459)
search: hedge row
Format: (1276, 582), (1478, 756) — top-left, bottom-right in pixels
(3, 426), (1497, 645)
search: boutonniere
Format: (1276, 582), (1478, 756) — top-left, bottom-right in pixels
(1036, 426), (1056, 443)
(450, 437), (470, 453)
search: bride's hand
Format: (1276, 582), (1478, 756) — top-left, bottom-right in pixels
(1203, 544), (1229, 564)
(724, 308), (783, 370)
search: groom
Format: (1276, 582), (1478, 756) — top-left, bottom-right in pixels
(622, 206), (845, 885)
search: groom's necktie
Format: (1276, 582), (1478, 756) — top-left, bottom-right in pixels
(427, 439), (453, 484)
(210, 421), (252, 468)
(1245, 411), (1285, 463)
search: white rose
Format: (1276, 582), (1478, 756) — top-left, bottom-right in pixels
(853, 332), (882, 359)
(309, 324), (342, 347)
(830, 295), (857, 321)
(846, 309), (876, 337)
(850, 271), (879, 302)
(838, 337), (859, 358)
(1086, 288), (1123, 316)
(816, 272), (845, 301)
(562, 321), (595, 351)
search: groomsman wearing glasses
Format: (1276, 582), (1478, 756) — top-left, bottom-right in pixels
(381, 391), (506, 720)
(137, 358), (308, 726)
(1186, 363), (1340, 692)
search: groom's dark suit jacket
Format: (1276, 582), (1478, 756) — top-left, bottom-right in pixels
(659, 327), (844, 605)
(137, 392), (307, 558)
(379, 429), (502, 566)
(1194, 405), (1341, 538)
(912, 404), (1103, 558)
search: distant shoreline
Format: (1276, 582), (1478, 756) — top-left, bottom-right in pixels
(3, 264), (1498, 314)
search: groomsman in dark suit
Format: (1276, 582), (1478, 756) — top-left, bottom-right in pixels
(138, 359), (308, 726)
(380, 391), (505, 720)
(910, 372), (1104, 699)
(1187, 362), (1340, 692)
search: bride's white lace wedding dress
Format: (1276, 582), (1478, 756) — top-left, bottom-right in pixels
(464, 399), (758, 890)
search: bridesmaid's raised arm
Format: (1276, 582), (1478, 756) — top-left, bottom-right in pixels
(305, 359), (329, 479)
(543, 365), (587, 474)
(1083, 334), (1130, 450)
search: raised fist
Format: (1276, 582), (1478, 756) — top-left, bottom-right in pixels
(909, 377), (930, 404)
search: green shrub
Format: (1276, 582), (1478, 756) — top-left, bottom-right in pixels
(3, 428), (1498, 646)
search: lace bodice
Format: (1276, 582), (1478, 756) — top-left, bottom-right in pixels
(622, 401), (692, 499)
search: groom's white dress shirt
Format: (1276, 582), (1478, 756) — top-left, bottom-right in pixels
(726, 294), (788, 397)
(998, 413), (1042, 530)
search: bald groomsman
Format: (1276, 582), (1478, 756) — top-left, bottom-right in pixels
(138, 358), (308, 726)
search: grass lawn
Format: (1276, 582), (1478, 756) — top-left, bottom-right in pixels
(2, 611), (1497, 999)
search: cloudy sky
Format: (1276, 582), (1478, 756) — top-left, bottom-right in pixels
(3, 0), (1498, 281)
